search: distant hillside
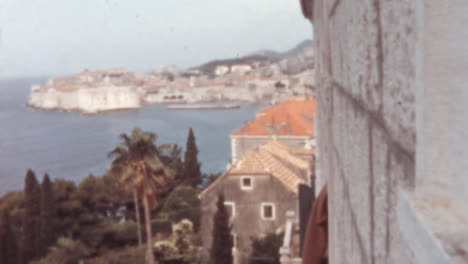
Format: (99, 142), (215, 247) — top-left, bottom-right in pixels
(191, 55), (273, 75)
(190, 39), (313, 75)
(281, 39), (313, 58)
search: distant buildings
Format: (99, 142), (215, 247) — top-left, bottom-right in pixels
(215, 65), (230, 76)
(230, 64), (252, 75)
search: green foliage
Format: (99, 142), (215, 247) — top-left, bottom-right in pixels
(162, 144), (184, 188)
(18, 174), (138, 262)
(159, 186), (201, 231)
(23, 169), (41, 263)
(0, 212), (19, 264)
(33, 237), (90, 264)
(53, 179), (80, 237)
(87, 246), (146, 264)
(78, 219), (139, 255)
(22, 174), (134, 260)
(210, 193), (233, 264)
(248, 233), (283, 264)
(0, 127), (199, 264)
(0, 190), (24, 264)
(154, 219), (201, 264)
(151, 214), (172, 234)
(75, 173), (131, 220)
(183, 128), (202, 187)
(108, 127), (176, 264)
(39, 174), (56, 258)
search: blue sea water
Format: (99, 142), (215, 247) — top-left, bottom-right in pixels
(0, 77), (262, 194)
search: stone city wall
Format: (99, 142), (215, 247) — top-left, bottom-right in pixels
(306, 0), (468, 263)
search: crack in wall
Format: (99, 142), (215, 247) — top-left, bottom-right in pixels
(368, 121), (376, 264)
(385, 149), (392, 263)
(373, 0), (385, 114)
(333, 146), (370, 264)
(322, 82), (415, 262)
(328, 0), (342, 18)
(331, 80), (415, 182)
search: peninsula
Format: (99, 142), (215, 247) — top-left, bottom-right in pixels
(28, 40), (315, 114)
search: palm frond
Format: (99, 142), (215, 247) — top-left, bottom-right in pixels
(144, 157), (164, 172)
(157, 144), (173, 151)
(108, 144), (129, 159)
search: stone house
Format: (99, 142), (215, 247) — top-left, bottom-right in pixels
(199, 140), (313, 264)
(230, 98), (316, 164)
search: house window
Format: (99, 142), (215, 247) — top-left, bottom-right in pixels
(232, 233), (238, 248)
(261, 203), (275, 220)
(240, 176), (253, 190)
(224, 201), (235, 218)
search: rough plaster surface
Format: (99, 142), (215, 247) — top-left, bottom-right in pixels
(311, 0), (467, 263)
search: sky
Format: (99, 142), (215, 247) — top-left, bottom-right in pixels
(0, 0), (312, 78)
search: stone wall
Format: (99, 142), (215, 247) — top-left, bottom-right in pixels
(306, 0), (468, 263)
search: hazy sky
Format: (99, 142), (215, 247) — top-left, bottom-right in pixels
(0, 0), (312, 78)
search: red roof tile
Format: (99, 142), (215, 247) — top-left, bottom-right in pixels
(232, 98), (316, 136)
(226, 140), (309, 193)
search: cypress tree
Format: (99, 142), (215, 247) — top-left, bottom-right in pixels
(4, 214), (19, 264)
(210, 193), (233, 264)
(183, 128), (202, 187)
(0, 213), (7, 263)
(23, 169), (41, 263)
(39, 174), (55, 257)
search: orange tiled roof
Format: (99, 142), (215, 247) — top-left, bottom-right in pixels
(226, 140), (309, 193)
(232, 98), (316, 136)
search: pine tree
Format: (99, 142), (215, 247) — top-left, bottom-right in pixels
(183, 128), (202, 187)
(23, 169), (41, 263)
(38, 174), (55, 257)
(210, 193), (233, 264)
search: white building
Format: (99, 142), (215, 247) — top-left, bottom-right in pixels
(215, 65), (230, 76)
(231, 64), (252, 75)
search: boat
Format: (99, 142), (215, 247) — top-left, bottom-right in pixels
(167, 103), (240, 110)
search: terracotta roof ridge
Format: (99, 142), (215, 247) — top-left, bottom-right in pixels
(254, 152), (270, 174)
(255, 149), (304, 193)
(261, 140), (310, 170)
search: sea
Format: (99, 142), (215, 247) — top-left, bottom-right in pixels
(0, 77), (263, 195)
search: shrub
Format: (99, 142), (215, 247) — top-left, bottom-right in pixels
(154, 219), (201, 264)
(87, 246), (146, 264)
(33, 237), (90, 264)
(248, 233), (283, 264)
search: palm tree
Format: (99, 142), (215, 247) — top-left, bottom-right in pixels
(108, 127), (174, 264)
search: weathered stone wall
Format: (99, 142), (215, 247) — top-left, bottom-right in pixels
(308, 0), (468, 263)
